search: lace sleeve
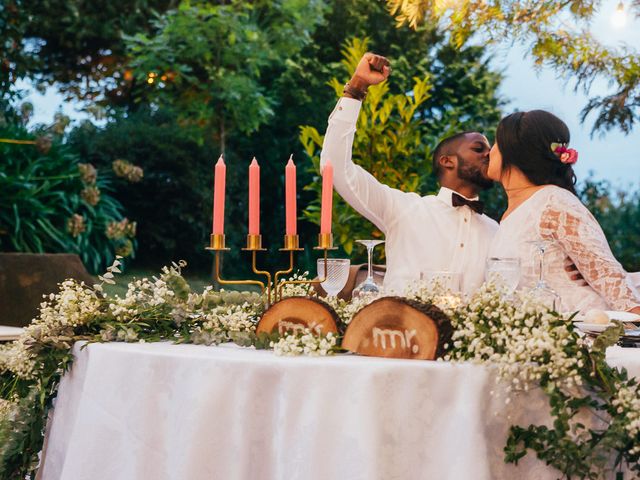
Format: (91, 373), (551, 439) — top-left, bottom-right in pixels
(539, 196), (640, 311)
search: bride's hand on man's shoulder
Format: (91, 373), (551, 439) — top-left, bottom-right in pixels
(350, 53), (391, 90)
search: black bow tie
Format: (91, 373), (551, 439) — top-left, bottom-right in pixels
(452, 193), (484, 215)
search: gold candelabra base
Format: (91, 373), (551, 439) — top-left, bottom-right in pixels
(207, 232), (335, 306)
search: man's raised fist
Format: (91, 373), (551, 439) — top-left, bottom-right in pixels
(350, 53), (391, 90)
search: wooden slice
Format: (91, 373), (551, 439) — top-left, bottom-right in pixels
(257, 297), (339, 336)
(342, 296), (452, 360)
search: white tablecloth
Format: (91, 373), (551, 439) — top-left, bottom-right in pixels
(39, 342), (639, 480)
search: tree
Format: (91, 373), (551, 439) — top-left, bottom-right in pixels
(299, 36), (504, 260)
(257, 0), (505, 268)
(41, 0), (505, 277)
(124, 0), (326, 153)
(0, 0), (176, 110)
(386, 0), (640, 135)
(579, 177), (640, 272)
(117, 0), (504, 272)
(300, 38), (433, 257)
(67, 107), (214, 270)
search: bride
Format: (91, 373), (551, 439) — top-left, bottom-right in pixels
(487, 110), (640, 314)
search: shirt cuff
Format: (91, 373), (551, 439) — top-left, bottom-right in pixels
(328, 97), (362, 124)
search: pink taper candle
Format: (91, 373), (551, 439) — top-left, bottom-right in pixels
(212, 155), (226, 234)
(320, 159), (333, 235)
(248, 157), (260, 235)
(285, 155), (297, 235)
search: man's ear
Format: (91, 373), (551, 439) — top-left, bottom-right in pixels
(438, 154), (456, 172)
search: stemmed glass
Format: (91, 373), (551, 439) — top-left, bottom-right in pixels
(352, 240), (385, 298)
(485, 257), (521, 295)
(527, 240), (561, 311)
(317, 258), (351, 298)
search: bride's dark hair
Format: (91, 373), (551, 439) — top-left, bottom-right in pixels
(496, 110), (577, 195)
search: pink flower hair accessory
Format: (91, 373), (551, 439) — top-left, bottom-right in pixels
(550, 142), (578, 165)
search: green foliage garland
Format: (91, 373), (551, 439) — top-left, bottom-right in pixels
(1, 262), (639, 478)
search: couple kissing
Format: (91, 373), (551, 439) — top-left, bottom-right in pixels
(320, 53), (640, 315)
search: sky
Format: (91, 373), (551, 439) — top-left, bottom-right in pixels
(17, 0), (640, 187)
(490, 0), (640, 187)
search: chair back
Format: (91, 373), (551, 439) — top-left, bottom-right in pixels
(0, 253), (95, 327)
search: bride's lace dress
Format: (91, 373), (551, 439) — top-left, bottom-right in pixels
(489, 185), (640, 312)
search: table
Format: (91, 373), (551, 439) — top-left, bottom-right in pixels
(0, 325), (24, 341)
(38, 342), (639, 480)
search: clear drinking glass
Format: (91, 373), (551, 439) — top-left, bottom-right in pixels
(526, 240), (561, 311)
(420, 271), (462, 293)
(317, 258), (351, 297)
(485, 257), (521, 294)
(352, 239), (385, 298)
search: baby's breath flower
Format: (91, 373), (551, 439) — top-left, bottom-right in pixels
(271, 329), (337, 357)
(279, 271), (314, 298)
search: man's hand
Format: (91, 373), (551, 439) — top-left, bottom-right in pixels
(564, 258), (588, 286)
(346, 53), (391, 94)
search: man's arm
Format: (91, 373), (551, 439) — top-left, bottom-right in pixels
(320, 53), (403, 233)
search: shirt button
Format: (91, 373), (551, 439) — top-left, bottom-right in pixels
(338, 106), (343, 110)
(464, 218), (468, 223)
(460, 243), (464, 248)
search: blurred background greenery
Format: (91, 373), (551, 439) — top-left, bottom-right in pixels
(1, 0), (638, 281)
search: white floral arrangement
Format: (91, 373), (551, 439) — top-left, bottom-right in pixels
(270, 329), (338, 356)
(612, 382), (640, 456)
(446, 284), (587, 394)
(0, 260), (638, 479)
(279, 271), (315, 298)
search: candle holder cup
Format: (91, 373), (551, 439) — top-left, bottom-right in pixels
(207, 234), (229, 251)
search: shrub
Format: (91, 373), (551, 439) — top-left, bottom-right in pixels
(579, 177), (640, 272)
(67, 108), (213, 271)
(0, 124), (135, 274)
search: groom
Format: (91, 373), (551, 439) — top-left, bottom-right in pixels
(321, 52), (498, 294)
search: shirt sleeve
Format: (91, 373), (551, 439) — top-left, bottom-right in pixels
(539, 193), (640, 311)
(320, 97), (407, 234)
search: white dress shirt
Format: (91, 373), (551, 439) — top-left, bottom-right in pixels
(321, 97), (498, 294)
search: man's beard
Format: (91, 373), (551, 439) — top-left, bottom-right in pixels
(456, 155), (494, 190)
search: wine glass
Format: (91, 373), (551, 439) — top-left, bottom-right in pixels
(352, 239), (385, 298)
(527, 240), (561, 311)
(485, 257), (521, 295)
(317, 258), (351, 297)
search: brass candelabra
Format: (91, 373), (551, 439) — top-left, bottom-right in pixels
(207, 232), (337, 306)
